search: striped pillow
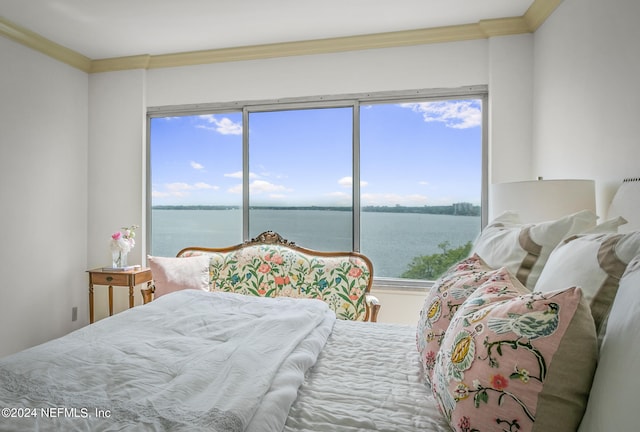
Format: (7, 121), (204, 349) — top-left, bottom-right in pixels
(535, 231), (640, 334)
(471, 210), (597, 289)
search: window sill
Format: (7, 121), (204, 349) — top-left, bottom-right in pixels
(372, 277), (433, 292)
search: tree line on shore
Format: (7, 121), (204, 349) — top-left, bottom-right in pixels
(153, 204), (480, 216)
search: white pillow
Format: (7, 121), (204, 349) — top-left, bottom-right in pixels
(148, 255), (210, 298)
(471, 210), (597, 289)
(535, 231), (640, 333)
(583, 216), (627, 234)
(578, 255), (640, 432)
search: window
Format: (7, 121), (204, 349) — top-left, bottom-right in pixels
(148, 87), (486, 282)
(247, 107), (353, 250)
(360, 100), (483, 281)
(149, 112), (243, 255)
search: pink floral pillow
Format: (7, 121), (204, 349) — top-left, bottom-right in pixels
(417, 254), (495, 383)
(432, 269), (597, 432)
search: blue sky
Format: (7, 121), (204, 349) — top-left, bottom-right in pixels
(150, 99), (482, 207)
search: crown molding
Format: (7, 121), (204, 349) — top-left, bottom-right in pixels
(90, 54), (151, 74)
(478, 17), (530, 37)
(0, 16), (91, 72)
(1, 0), (561, 74)
(147, 23), (486, 70)
(524, 0), (564, 31)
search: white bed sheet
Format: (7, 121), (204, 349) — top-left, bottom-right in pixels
(0, 291), (334, 432)
(284, 320), (450, 432)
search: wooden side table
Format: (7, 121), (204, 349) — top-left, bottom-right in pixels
(87, 267), (153, 323)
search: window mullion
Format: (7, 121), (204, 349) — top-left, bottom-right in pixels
(242, 107), (250, 241)
(353, 103), (361, 252)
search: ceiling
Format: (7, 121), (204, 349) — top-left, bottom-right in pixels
(1, 0), (536, 61)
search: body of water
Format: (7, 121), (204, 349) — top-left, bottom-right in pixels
(151, 209), (480, 279)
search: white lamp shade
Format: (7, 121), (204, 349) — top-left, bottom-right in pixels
(490, 179), (596, 224)
(607, 178), (640, 233)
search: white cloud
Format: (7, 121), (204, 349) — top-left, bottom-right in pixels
(158, 182), (219, 197)
(250, 180), (291, 194)
(224, 171), (258, 179)
(197, 115), (242, 135)
(227, 180), (292, 195)
(193, 182), (218, 190)
(190, 161), (204, 170)
(166, 182), (194, 192)
(338, 176), (368, 188)
(400, 100), (481, 129)
(228, 184), (242, 194)
(152, 190), (171, 198)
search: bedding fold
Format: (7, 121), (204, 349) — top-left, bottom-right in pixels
(0, 290), (335, 432)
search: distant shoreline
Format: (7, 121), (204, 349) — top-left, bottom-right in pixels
(152, 204), (480, 217)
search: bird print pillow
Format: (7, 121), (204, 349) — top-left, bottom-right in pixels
(432, 268), (598, 432)
(417, 254), (496, 384)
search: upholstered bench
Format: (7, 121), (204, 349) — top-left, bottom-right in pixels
(143, 231), (380, 322)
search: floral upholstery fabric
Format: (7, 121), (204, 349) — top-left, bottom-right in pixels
(180, 244), (372, 321)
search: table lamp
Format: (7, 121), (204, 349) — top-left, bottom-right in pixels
(490, 178), (596, 224)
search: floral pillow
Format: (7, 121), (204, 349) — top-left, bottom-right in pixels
(432, 269), (597, 432)
(471, 210), (597, 290)
(417, 254), (496, 384)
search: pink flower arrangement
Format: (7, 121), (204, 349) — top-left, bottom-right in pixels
(110, 224), (139, 255)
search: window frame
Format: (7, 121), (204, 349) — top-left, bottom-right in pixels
(146, 85), (488, 286)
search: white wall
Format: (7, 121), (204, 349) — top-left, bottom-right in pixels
(0, 37), (88, 358)
(375, 288), (429, 325)
(147, 41), (488, 106)
(87, 70), (147, 270)
(532, 0), (640, 217)
(487, 34), (534, 185)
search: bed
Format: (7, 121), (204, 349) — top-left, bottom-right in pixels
(1, 179), (640, 432)
(0, 289), (449, 432)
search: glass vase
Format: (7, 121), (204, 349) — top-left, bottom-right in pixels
(112, 250), (128, 268)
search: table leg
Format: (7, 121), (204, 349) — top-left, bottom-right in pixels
(89, 283), (94, 324)
(129, 285), (134, 309)
(108, 285), (114, 316)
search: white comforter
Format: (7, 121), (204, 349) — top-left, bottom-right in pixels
(0, 290), (335, 432)
(285, 320), (450, 432)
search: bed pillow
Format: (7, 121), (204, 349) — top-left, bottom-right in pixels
(148, 254), (211, 298)
(583, 216), (627, 234)
(471, 210), (597, 290)
(417, 254), (497, 383)
(578, 255), (640, 432)
(432, 271), (597, 432)
(535, 231), (640, 334)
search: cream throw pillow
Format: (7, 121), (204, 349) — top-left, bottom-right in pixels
(535, 231), (640, 333)
(148, 255), (210, 298)
(578, 255), (640, 432)
(471, 210), (597, 289)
